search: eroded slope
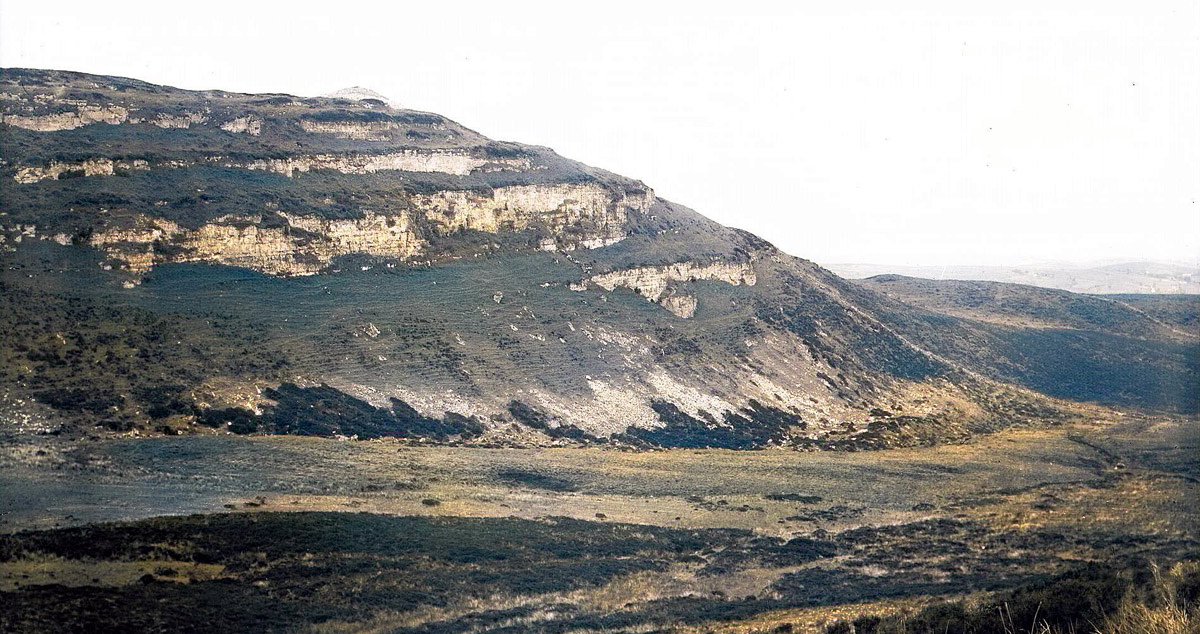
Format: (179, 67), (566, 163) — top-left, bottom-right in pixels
(3, 68), (1191, 447)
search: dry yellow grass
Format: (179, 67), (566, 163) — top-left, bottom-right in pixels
(0, 555), (225, 591)
(1092, 562), (1199, 634)
(3, 416), (1192, 634)
(203, 423), (1119, 537)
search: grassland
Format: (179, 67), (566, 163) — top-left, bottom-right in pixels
(1, 415), (1195, 633)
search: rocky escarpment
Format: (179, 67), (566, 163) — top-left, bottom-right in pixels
(8, 68), (1184, 450)
(13, 158), (151, 183)
(0, 101), (130, 131)
(69, 181), (653, 277)
(219, 115), (262, 135)
(0, 101), (215, 132)
(238, 150), (533, 177)
(0, 68), (491, 154)
(296, 118), (424, 141)
(11, 150), (533, 183)
(86, 211), (421, 276)
(421, 183), (653, 247)
(1, 68), (655, 277)
(588, 260), (757, 317)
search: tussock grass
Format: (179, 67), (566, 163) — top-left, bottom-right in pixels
(1085, 562), (1197, 634)
(821, 561), (1199, 634)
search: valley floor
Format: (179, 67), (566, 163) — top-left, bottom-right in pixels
(0, 416), (1196, 633)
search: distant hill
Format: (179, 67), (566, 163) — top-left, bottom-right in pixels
(321, 86), (398, 106)
(827, 262), (1200, 295)
(2, 68), (1197, 450)
(856, 274), (1198, 412)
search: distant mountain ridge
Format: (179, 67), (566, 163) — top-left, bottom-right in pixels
(1, 68), (1196, 448)
(828, 261), (1200, 295)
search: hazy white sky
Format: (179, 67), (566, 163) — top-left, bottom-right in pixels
(1, 1), (1197, 266)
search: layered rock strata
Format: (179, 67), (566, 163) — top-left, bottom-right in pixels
(588, 260), (757, 317)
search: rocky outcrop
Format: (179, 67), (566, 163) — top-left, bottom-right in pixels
(91, 211), (422, 276)
(219, 115), (263, 135)
(588, 260), (757, 318)
(659, 294), (699, 319)
(10, 150), (533, 183)
(0, 94), (203, 132)
(57, 178), (652, 276)
(419, 183), (653, 247)
(133, 112), (207, 129)
(277, 211), (421, 261)
(2, 103), (129, 131)
(239, 150), (532, 177)
(14, 158), (150, 183)
(297, 119), (413, 141)
(82, 181), (653, 276)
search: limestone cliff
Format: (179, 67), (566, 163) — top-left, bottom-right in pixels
(589, 260), (757, 318)
(87, 211), (422, 276)
(419, 183), (653, 244)
(1, 102), (129, 131)
(237, 150), (532, 178)
(11, 150), (530, 183)
(14, 158), (150, 183)
(219, 115), (263, 135)
(67, 178), (652, 277)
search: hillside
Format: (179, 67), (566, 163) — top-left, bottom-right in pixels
(857, 275), (1199, 412)
(2, 68), (1196, 451)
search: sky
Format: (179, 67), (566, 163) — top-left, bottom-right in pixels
(1, 1), (1197, 267)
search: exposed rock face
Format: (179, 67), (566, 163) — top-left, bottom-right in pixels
(3, 102), (199, 131)
(14, 158), (150, 183)
(136, 111), (207, 128)
(91, 211), (422, 276)
(589, 260), (757, 317)
(238, 150), (531, 177)
(278, 211), (421, 262)
(659, 294), (699, 319)
(419, 183), (653, 246)
(219, 115), (262, 135)
(297, 119), (413, 141)
(10, 151), (531, 183)
(2, 103), (129, 131)
(71, 178), (650, 275)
